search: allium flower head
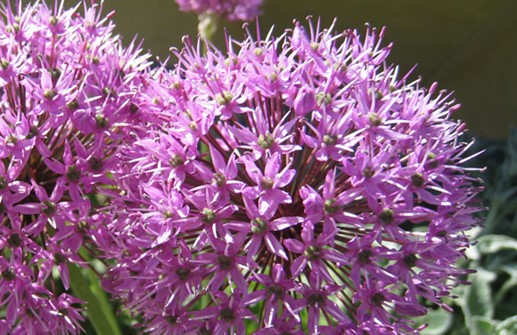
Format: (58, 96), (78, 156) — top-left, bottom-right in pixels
(101, 20), (483, 334)
(175, 0), (262, 21)
(0, 1), (149, 333)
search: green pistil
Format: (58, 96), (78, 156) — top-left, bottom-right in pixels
(201, 208), (215, 224)
(95, 114), (109, 129)
(304, 245), (321, 261)
(49, 67), (61, 81)
(362, 166), (375, 178)
(427, 153), (439, 168)
(217, 255), (233, 270)
(316, 92), (332, 106)
(89, 157), (103, 172)
(169, 154), (184, 167)
(251, 217), (268, 234)
(220, 307), (235, 321)
(368, 112), (382, 126)
(77, 220), (89, 234)
(8, 233), (21, 248)
(5, 134), (17, 145)
(0, 58), (9, 70)
(175, 267), (191, 281)
(44, 89), (57, 100)
(324, 198), (339, 214)
(411, 173), (425, 188)
(266, 284), (283, 298)
(307, 292), (325, 306)
(166, 316), (178, 325)
(258, 133), (275, 149)
(260, 177), (274, 190)
(66, 165), (81, 182)
(54, 253), (67, 265)
(216, 91), (233, 106)
(323, 134), (337, 146)
(371, 292), (385, 307)
(67, 99), (79, 110)
(42, 200), (56, 216)
(27, 126), (39, 139)
(212, 172), (226, 187)
(403, 254), (417, 268)
(103, 87), (115, 96)
(379, 208), (394, 224)
(358, 249), (372, 265)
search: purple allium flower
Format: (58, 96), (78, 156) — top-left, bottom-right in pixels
(100, 20), (483, 334)
(174, 0), (262, 22)
(0, 1), (149, 333)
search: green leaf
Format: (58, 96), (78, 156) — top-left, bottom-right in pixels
(68, 264), (122, 335)
(476, 235), (517, 254)
(496, 315), (517, 335)
(470, 316), (496, 335)
(494, 263), (517, 304)
(417, 308), (453, 335)
(460, 267), (495, 326)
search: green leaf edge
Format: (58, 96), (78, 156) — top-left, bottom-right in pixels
(68, 263), (122, 335)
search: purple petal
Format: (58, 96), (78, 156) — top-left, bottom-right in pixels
(264, 233), (288, 260)
(290, 255), (308, 278)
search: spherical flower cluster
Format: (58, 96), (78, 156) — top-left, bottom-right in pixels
(99, 21), (482, 334)
(0, 1), (149, 333)
(174, 0), (262, 21)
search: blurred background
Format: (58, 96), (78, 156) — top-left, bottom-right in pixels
(98, 0), (517, 140)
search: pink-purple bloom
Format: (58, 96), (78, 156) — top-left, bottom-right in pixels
(98, 20), (483, 334)
(174, 0), (262, 21)
(0, 1), (149, 333)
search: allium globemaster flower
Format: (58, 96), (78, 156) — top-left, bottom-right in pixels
(99, 20), (483, 334)
(0, 1), (149, 333)
(174, 0), (262, 22)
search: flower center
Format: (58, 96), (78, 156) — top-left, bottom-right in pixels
(260, 177), (274, 190)
(403, 254), (417, 268)
(251, 217), (268, 234)
(379, 208), (394, 224)
(212, 172), (226, 187)
(201, 208), (216, 224)
(371, 292), (385, 307)
(170, 154), (184, 167)
(219, 307), (235, 321)
(266, 284), (284, 298)
(42, 200), (56, 216)
(8, 233), (21, 248)
(217, 255), (233, 270)
(307, 292), (325, 306)
(175, 267), (191, 281)
(358, 249), (372, 265)
(66, 165), (81, 182)
(304, 245), (321, 260)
